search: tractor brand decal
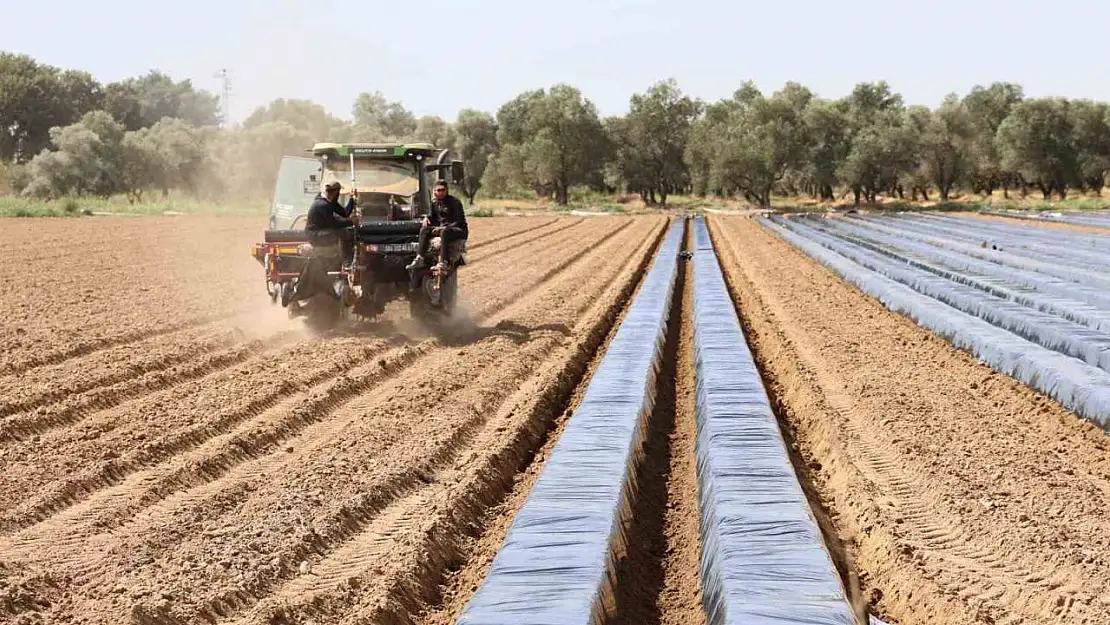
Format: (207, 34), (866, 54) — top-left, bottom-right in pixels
(346, 146), (409, 157)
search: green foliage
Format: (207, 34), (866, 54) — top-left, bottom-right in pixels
(242, 98), (346, 140)
(687, 81), (814, 206)
(351, 91), (417, 140)
(486, 85), (611, 205)
(452, 109), (498, 203)
(7, 50), (1110, 213)
(611, 79), (703, 206)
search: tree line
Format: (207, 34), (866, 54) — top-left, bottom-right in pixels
(3, 50), (1109, 207)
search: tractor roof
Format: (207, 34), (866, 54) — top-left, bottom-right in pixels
(310, 142), (439, 159)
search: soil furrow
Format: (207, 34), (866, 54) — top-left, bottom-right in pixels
(230, 217), (671, 625)
(0, 220), (574, 441)
(0, 313), (244, 378)
(26, 217), (659, 624)
(0, 327), (245, 419)
(709, 214), (1110, 625)
(465, 217), (568, 251)
(0, 218), (603, 523)
(610, 218), (704, 625)
(0, 336), (399, 531)
(0, 330), (302, 444)
(3, 224), (614, 553)
(0, 217), (542, 375)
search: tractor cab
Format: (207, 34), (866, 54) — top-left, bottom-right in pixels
(309, 142), (464, 222)
(251, 141), (467, 323)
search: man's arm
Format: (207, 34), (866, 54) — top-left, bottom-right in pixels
(330, 211), (354, 228)
(339, 196), (356, 218)
(426, 204), (443, 227)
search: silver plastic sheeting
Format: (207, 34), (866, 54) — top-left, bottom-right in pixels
(919, 213), (1110, 254)
(777, 217), (1110, 373)
(812, 216), (1110, 331)
(919, 212), (1110, 253)
(888, 213), (1110, 270)
(843, 216), (1110, 299)
(762, 217), (1110, 430)
(980, 208), (1110, 229)
(849, 215), (1110, 292)
(454, 218), (685, 625)
(690, 217), (859, 625)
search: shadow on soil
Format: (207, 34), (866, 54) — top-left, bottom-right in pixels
(310, 306), (571, 349)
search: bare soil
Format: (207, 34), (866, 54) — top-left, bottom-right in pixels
(0, 214), (666, 625)
(12, 209), (1109, 625)
(709, 214), (1110, 625)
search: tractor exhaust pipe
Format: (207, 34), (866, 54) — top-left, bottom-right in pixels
(435, 148), (451, 182)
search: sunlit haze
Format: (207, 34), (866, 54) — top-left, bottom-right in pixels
(5, 0), (1108, 121)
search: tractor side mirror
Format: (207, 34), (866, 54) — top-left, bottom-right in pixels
(451, 161), (465, 185)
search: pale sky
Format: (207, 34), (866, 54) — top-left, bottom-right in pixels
(3, 0), (1107, 123)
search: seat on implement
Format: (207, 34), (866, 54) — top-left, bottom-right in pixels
(265, 221), (422, 245)
(357, 219), (423, 245)
(264, 229), (311, 243)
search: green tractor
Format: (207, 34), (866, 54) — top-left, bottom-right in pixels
(251, 142), (467, 329)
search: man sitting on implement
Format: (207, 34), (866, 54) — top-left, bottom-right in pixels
(284, 181), (358, 308)
(407, 181), (468, 273)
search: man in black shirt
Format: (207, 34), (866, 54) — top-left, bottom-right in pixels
(306, 181), (358, 263)
(285, 181), (358, 307)
(408, 181), (468, 272)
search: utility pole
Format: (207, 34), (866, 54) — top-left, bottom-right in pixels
(213, 69), (232, 127)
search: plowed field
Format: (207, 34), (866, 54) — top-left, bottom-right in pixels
(8, 211), (1110, 625)
(0, 214), (670, 624)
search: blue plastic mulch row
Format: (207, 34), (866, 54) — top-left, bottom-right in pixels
(778, 217), (1110, 374)
(690, 216), (862, 625)
(761, 216), (1110, 430)
(454, 217), (685, 625)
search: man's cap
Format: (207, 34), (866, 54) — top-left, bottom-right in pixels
(325, 181), (342, 192)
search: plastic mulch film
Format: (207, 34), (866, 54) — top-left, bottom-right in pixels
(690, 217), (859, 625)
(809, 216), (1110, 332)
(917, 212), (1110, 254)
(844, 215), (1110, 303)
(976, 208), (1110, 229)
(454, 218), (685, 625)
(848, 215), (1110, 291)
(778, 217), (1110, 373)
(843, 215), (1110, 313)
(878, 213), (1110, 272)
(762, 216), (1110, 430)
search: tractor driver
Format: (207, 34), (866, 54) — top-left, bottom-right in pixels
(407, 180), (468, 272)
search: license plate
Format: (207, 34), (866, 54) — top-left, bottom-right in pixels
(370, 243), (418, 253)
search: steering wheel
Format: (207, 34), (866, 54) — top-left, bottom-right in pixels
(290, 214), (306, 230)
